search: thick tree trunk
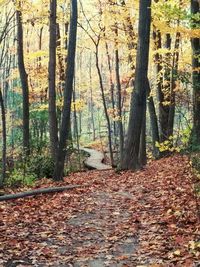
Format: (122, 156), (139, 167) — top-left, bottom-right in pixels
(53, 0), (78, 181)
(16, 6), (30, 155)
(191, 0), (200, 146)
(0, 89), (6, 187)
(48, 0), (58, 160)
(121, 0), (151, 170)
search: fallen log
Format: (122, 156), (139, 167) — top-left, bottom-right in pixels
(0, 185), (84, 201)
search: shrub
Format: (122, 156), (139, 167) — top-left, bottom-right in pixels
(27, 154), (54, 178)
(191, 153), (200, 173)
(6, 169), (36, 187)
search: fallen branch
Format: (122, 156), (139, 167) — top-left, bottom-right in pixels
(0, 185), (84, 201)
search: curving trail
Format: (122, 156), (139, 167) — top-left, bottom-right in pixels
(81, 147), (112, 170)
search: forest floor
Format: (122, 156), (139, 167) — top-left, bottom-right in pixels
(1, 155), (200, 267)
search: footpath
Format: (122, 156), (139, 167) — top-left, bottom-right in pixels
(81, 147), (112, 170)
(1, 155), (200, 266)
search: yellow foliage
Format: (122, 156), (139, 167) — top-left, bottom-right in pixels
(28, 50), (48, 60)
(71, 99), (85, 112)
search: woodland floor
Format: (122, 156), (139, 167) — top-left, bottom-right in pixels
(1, 155), (200, 267)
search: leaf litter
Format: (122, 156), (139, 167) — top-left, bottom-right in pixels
(0, 155), (200, 266)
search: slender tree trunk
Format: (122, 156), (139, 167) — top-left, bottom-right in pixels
(0, 89), (6, 187)
(120, 0), (137, 68)
(105, 41), (117, 145)
(191, 0), (200, 146)
(121, 0), (151, 170)
(139, 110), (147, 165)
(73, 88), (79, 149)
(72, 84), (81, 169)
(53, 0), (78, 181)
(89, 53), (96, 141)
(167, 31), (180, 138)
(147, 79), (160, 158)
(95, 45), (114, 167)
(16, 5), (30, 155)
(38, 26), (43, 69)
(114, 26), (124, 165)
(48, 0), (58, 160)
(56, 23), (65, 98)
(159, 33), (172, 143)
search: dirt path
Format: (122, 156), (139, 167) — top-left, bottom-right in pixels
(1, 155), (200, 266)
(81, 147), (112, 170)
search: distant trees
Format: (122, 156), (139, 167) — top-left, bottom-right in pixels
(79, 0), (115, 166)
(0, 5), (15, 186)
(121, 0), (152, 170)
(0, 0), (200, 186)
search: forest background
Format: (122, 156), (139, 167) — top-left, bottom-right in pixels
(0, 0), (199, 186)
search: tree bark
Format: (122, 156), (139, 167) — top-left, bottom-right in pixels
(16, 5), (30, 155)
(56, 23), (65, 98)
(139, 110), (147, 165)
(48, 0), (58, 160)
(0, 89), (6, 187)
(53, 0), (78, 181)
(89, 53), (96, 141)
(114, 25), (124, 165)
(191, 0), (200, 146)
(121, 0), (151, 170)
(147, 79), (160, 158)
(167, 31), (180, 138)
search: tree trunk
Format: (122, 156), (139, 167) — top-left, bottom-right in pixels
(147, 79), (160, 158)
(89, 53), (96, 141)
(191, 0), (200, 146)
(56, 23), (65, 98)
(48, 0), (58, 160)
(167, 31), (180, 138)
(16, 5), (30, 155)
(121, 0), (137, 68)
(121, 0), (151, 170)
(53, 0), (78, 181)
(105, 40), (117, 145)
(95, 45), (114, 167)
(114, 25), (124, 165)
(139, 110), (147, 165)
(0, 89), (6, 187)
